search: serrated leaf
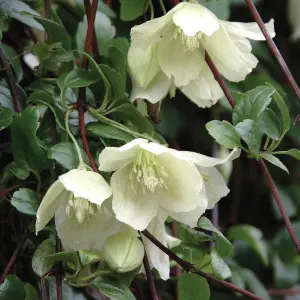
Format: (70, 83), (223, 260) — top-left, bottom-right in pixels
(86, 123), (133, 142)
(11, 188), (39, 216)
(0, 106), (13, 130)
(178, 274), (210, 300)
(120, 0), (149, 21)
(206, 120), (241, 149)
(232, 85), (275, 125)
(271, 149), (300, 160)
(32, 239), (56, 276)
(236, 119), (262, 157)
(227, 225), (269, 266)
(0, 275), (25, 300)
(261, 153), (289, 173)
(198, 217), (233, 257)
(258, 108), (281, 140)
(211, 251), (232, 280)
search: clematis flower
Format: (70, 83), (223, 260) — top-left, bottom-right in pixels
(98, 138), (240, 231)
(288, 0), (300, 41)
(35, 168), (118, 251)
(128, 1), (275, 106)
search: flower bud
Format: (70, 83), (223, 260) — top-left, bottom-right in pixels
(103, 230), (144, 273)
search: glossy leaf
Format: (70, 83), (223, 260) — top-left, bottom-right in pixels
(5, 162), (30, 179)
(11, 188), (39, 216)
(0, 106), (13, 130)
(258, 108), (281, 140)
(211, 251), (232, 280)
(0, 275), (25, 300)
(261, 153), (289, 173)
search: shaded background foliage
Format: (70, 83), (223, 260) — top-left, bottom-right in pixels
(0, 0), (300, 299)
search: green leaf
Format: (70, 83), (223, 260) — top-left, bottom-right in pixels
(227, 225), (269, 266)
(47, 142), (89, 170)
(78, 250), (102, 267)
(113, 103), (155, 136)
(32, 239), (56, 276)
(232, 85), (275, 125)
(198, 217), (233, 257)
(2, 43), (23, 82)
(271, 149), (300, 160)
(261, 153), (289, 173)
(0, 106), (13, 130)
(178, 223), (213, 243)
(62, 69), (101, 88)
(11, 107), (50, 172)
(211, 251), (232, 280)
(0, 275), (25, 300)
(206, 120), (241, 149)
(5, 162), (30, 179)
(108, 46), (127, 78)
(120, 0), (149, 21)
(24, 283), (39, 300)
(258, 108), (281, 140)
(178, 274), (210, 300)
(11, 188), (39, 216)
(86, 123), (133, 142)
(91, 279), (136, 300)
(235, 119), (262, 157)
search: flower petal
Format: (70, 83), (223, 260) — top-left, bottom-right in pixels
(111, 164), (159, 230)
(59, 169), (112, 206)
(173, 2), (219, 36)
(130, 72), (172, 104)
(199, 166), (229, 209)
(181, 148), (241, 168)
(157, 152), (203, 213)
(36, 180), (68, 234)
(202, 25), (258, 82)
(220, 19), (275, 40)
(180, 63), (223, 107)
(98, 139), (148, 171)
(55, 199), (124, 251)
(158, 26), (205, 86)
(143, 217), (169, 280)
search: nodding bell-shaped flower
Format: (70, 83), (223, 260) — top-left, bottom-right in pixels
(98, 138), (240, 231)
(128, 1), (275, 107)
(35, 168), (118, 251)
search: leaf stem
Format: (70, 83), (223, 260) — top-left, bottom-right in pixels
(158, 0), (167, 14)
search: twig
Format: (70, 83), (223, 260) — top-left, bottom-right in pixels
(0, 47), (22, 112)
(268, 288), (300, 296)
(142, 230), (263, 300)
(245, 0), (300, 104)
(143, 250), (159, 300)
(0, 228), (28, 283)
(205, 50), (300, 256)
(0, 185), (22, 201)
(260, 160), (300, 254)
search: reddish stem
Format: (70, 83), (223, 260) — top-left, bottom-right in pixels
(143, 250), (159, 300)
(142, 230), (263, 300)
(268, 288), (300, 296)
(0, 185), (21, 201)
(0, 229), (28, 283)
(245, 0), (300, 104)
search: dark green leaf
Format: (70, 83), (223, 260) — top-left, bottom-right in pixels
(110, 38), (130, 57)
(206, 120), (241, 149)
(198, 217), (233, 257)
(24, 283), (39, 300)
(261, 153), (289, 173)
(235, 119), (262, 157)
(2, 43), (23, 82)
(232, 86), (275, 125)
(0, 275), (25, 300)
(108, 46), (127, 77)
(120, 0), (149, 21)
(62, 69), (101, 88)
(86, 123), (133, 142)
(0, 106), (13, 130)
(11, 107), (50, 172)
(258, 108), (281, 140)
(11, 188), (39, 216)
(227, 225), (268, 266)
(178, 223), (213, 243)
(178, 274), (210, 300)
(5, 162), (30, 179)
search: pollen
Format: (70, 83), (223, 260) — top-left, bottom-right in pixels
(174, 27), (203, 51)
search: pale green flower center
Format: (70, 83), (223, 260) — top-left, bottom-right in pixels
(130, 150), (168, 193)
(66, 194), (98, 223)
(174, 27), (203, 51)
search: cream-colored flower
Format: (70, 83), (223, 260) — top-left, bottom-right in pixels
(128, 1), (275, 106)
(288, 0), (300, 41)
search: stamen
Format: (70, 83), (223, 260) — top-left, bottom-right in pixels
(174, 27), (202, 51)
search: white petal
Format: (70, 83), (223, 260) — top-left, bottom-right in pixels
(128, 45), (161, 88)
(198, 166), (229, 209)
(288, 0), (300, 41)
(55, 199), (124, 251)
(157, 152), (203, 213)
(23, 53), (39, 70)
(220, 19), (275, 40)
(130, 72), (172, 104)
(59, 169), (112, 206)
(158, 26), (205, 86)
(36, 180), (68, 234)
(181, 148), (241, 168)
(141, 142), (184, 157)
(111, 164), (159, 230)
(98, 139), (148, 172)
(203, 24), (258, 82)
(180, 63), (223, 107)
(173, 2), (219, 36)
(143, 217), (170, 280)
(166, 234), (181, 249)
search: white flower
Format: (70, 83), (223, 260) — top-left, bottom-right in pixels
(288, 0), (300, 41)
(35, 169), (117, 251)
(128, 1), (275, 107)
(98, 138), (240, 231)
(23, 53), (39, 70)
